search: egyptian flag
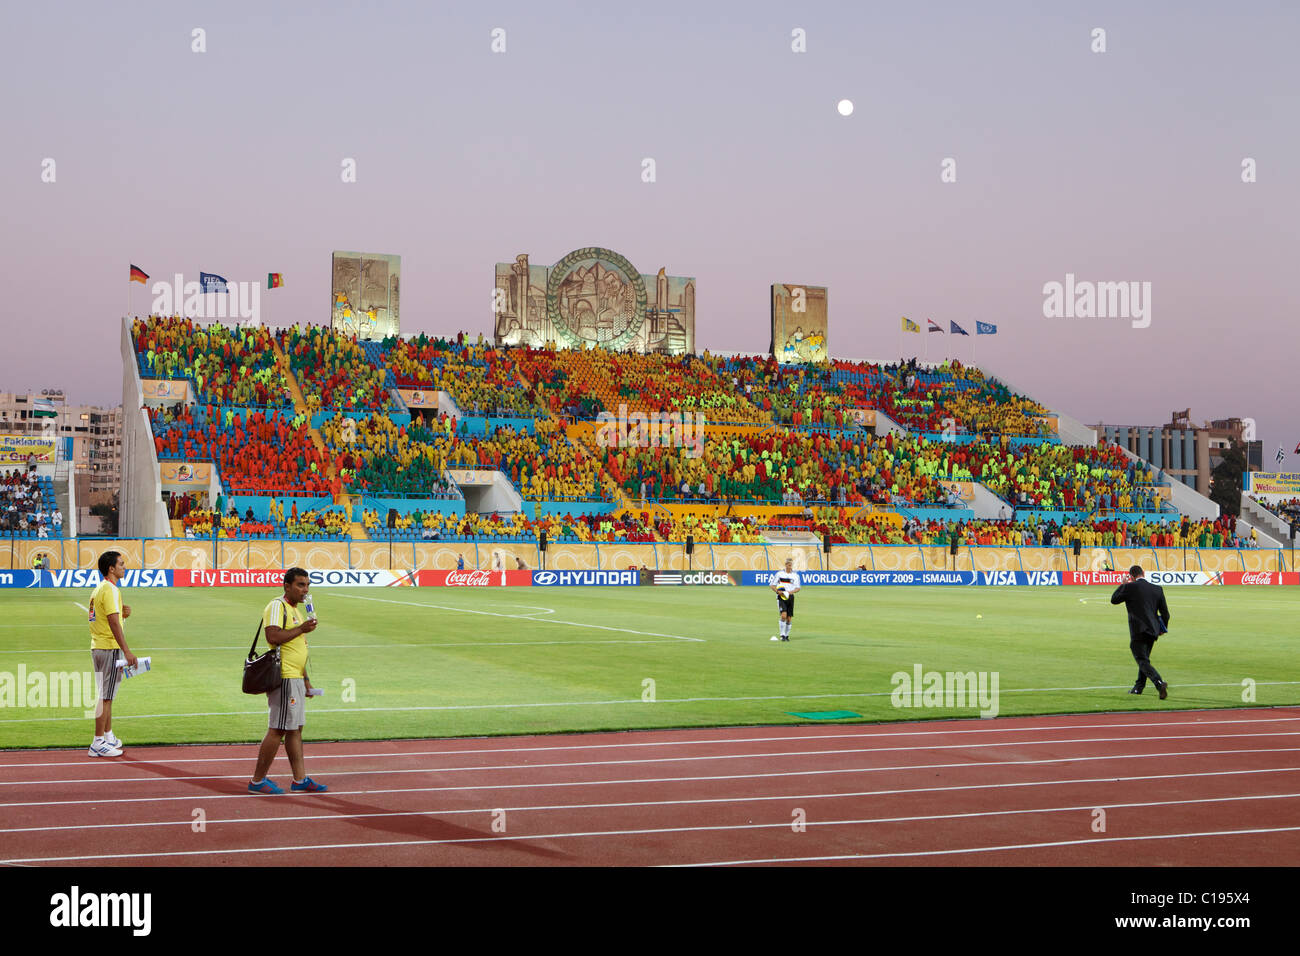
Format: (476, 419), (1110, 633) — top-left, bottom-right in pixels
(901, 317), (919, 333)
(268, 273), (284, 289)
(129, 264), (149, 284)
(950, 321), (969, 336)
(927, 319), (944, 333)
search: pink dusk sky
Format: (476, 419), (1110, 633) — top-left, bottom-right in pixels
(3, 1), (1296, 460)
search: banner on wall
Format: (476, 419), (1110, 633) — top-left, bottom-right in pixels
(142, 379), (188, 403)
(1245, 472), (1300, 496)
(398, 388), (435, 408)
(160, 462), (212, 487)
(742, 570), (982, 586)
(938, 480), (978, 503)
(532, 570), (640, 586)
(173, 569), (415, 587)
(0, 435), (57, 463)
(419, 570), (533, 587)
(446, 470), (498, 486)
(845, 409), (876, 428)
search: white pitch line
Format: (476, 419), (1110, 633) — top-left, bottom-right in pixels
(5, 683), (1300, 724)
(7, 818), (1300, 867)
(3, 763), (1296, 811)
(672, 825), (1300, 867)
(4, 791), (1297, 838)
(6, 715), (1298, 769)
(0, 638), (686, 655)
(335, 592), (707, 642)
(3, 745), (1299, 789)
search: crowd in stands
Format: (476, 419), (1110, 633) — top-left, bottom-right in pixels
(129, 319), (1280, 549)
(132, 316), (290, 407)
(148, 406), (333, 494)
(280, 327), (393, 412)
(1255, 496), (1300, 527)
(715, 355), (1051, 436)
(361, 508), (531, 540)
(182, 501), (350, 539)
(1, 470), (62, 537)
(319, 413), (459, 497)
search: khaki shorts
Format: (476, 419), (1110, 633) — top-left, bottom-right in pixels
(92, 649), (122, 701)
(267, 678), (306, 730)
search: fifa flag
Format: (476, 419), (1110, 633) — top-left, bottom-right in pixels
(976, 322), (998, 335)
(950, 321), (970, 336)
(1278, 447), (1287, 465)
(268, 273), (284, 289)
(927, 319), (944, 333)
(902, 317), (920, 333)
(129, 264), (149, 284)
(199, 272), (228, 294)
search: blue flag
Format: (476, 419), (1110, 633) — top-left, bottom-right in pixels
(976, 321), (997, 335)
(199, 272), (229, 293)
(950, 321), (969, 336)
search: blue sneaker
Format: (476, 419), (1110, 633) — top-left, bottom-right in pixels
(291, 777), (328, 793)
(248, 779), (284, 794)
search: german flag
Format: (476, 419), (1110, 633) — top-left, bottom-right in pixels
(268, 273), (284, 289)
(129, 264), (149, 284)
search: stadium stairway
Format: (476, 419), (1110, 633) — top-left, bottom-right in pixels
(270, 337), (330, 461)
(1240, 495), (1291, 548)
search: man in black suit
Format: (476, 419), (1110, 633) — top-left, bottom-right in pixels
(1111, 565), (1171, 699)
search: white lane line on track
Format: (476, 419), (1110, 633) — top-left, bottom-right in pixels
(672, 826), (1300, 867)
(5, 733), (1300, 784)
(334, 592), (707, 642)
(6, 685), (1299, 723)
(3, 764), (1296, 810)
(4, 791), (1297, 837)
(6, 716), (1299, 768)
(6, 819), (1300, 866)
(4, 745), (1299, 789)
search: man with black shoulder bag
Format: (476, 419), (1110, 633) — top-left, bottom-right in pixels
(247, 567), (327, 794)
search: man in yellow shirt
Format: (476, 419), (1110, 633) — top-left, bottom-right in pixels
(88, 551), (140, 758)
(248, 568), (326, 794)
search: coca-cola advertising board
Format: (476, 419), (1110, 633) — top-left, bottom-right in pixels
(418, 570), (534, 587)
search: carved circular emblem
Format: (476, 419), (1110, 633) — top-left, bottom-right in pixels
(546, 248), (646, 350)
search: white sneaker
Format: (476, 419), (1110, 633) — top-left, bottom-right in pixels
(105, 732), (123, 749)
(89, 739), (123, 758)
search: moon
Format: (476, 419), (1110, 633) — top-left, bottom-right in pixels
(837, 99), (854, 116)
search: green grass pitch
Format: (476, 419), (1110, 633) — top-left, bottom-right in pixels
(1, 586), (1297, 749)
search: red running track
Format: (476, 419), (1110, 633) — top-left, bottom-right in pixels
(1, 707), (1298, 867)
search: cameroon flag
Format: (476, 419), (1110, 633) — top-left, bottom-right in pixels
(268, 273), (284, 289)
(129, 264), (149, 284)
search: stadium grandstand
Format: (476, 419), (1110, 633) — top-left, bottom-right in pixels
(77, 312), (1285, 574)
